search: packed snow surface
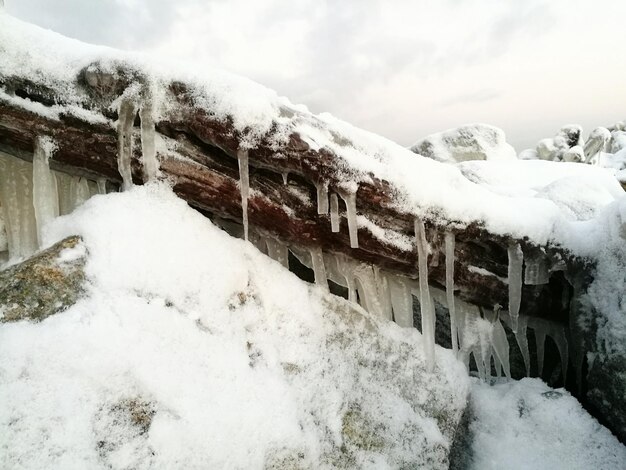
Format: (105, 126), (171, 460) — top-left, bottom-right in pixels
(0, 184), (469, 469)
(467, 379), (626, 470)
(1, 12), (624, 247)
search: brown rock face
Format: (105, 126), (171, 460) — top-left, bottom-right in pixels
(0, 236), (87, 323)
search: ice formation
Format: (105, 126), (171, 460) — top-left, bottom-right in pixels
(315, 181), (328, 215)
(96, 178), (107, 195)
(0, 153), (37, 259)
(237, 149), (249, 241)
(330, 192), (340, 232)
(445, 231), (458, 353)
(0, 150), (101, 261)
(507, 243), (523, 333)
(309, 246), (328, 291)
(388, 274), (413, 328)
(281, 172), (288, 185)
(514, 314), (531, 376)
(524, 248), (549, 285)
(340, 191), (359, 248)
(265, 237), (288, 268)
(116, 99), (137, 191)
(528, 317), (569, 383)
(32, 137), (59, 246)
(415, 218), (436, 371)
(139, 99), (159, 182)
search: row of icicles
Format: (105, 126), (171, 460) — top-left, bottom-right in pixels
(0, 96), (573, 383)
(236, 150), (573, 380)
(0, 96), (159, 261)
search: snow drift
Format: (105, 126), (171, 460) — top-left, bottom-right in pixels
(0, 184), (469, 469)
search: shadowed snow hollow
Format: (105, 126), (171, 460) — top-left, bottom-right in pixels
(0, 184), (469, 469)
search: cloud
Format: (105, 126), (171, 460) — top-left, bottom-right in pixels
(5, 0), (626, 151)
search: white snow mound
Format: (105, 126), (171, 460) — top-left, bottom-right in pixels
(0, 184), (469, 470)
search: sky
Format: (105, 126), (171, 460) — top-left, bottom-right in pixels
(4, 0), (626, 151)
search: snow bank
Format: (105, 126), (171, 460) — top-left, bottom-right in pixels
(0, 184), (469, 469)
(0, 13), (622, 247)
(467, 379), (626, 470)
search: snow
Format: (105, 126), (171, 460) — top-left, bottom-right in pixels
(0, 183), (470, 469)
(1, 13), (624, 249)
(468, 378), (626, 470)
(410, 124), (517, 164)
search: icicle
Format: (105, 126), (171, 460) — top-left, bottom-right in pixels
(353, 264), (381, 316)
(507, 243), (523, 333)
(0, 153), (38, 259)
(415, 217), (436, 372)
(70, 177), (90, 209)
(55, 172), (73, 215)
(237, 149), (249, 241)
(330, 193), (340, 233)
(315, 181), (329, 215)
(524, 248), (549, 285)
(266, 237), (289, 268)
(514, 315), (531, 376)
(335, 254), (357, 303)
(88, 181), (99, 197)
(97, 178), (107, 195)
(340, 191), (359, 248)
(490, 317), (511, 379)
(388, 274), (413, 328)
(552, 325), (569, 384)
(374, 267), (393, 321)
(32, 137), (59, 246)
(281, 172), (288, 185)
(310, 246), (328, 291)
(535, 326), (547, 377)
(444, 231), (458, 353)
(139, 98), (159, 182)
(116, 98), (137, 191)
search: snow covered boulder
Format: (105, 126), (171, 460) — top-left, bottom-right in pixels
(0, 235), (86, 323)
(409, 124), (517, 164)
(0, 184), (470, 469)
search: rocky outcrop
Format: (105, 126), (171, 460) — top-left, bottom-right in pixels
(410, 124), (517, 164)
(0, 236), (86, 322)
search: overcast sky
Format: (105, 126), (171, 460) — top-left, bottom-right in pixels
(5, 0), (626, 151)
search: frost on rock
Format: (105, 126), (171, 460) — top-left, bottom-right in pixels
(237, 149), (249, 241)
(32, 137), (59, 246)
(410, 124), (516, 164)
(139, 98), (159, 183)
(415, 217), (435, 371)
(116, 99), (137, 191)
(340, 191), (359, 248)
(507, 243), (523, 333)
(330, 192), (340, 233)
(444, 231), (458, 353)
(584, 127), (611, 164)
